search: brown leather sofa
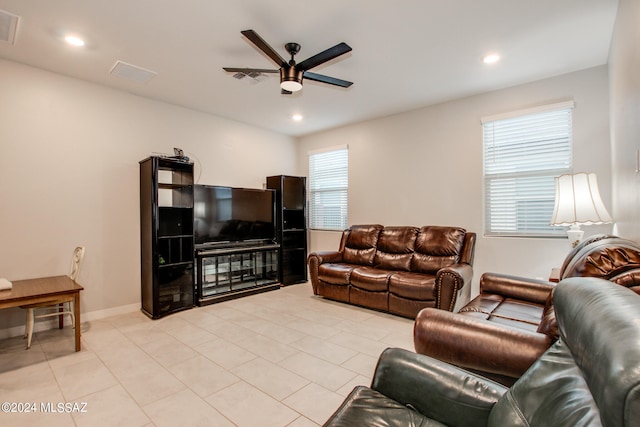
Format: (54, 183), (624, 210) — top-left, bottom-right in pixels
(307, 224), (476, 318)
(414, 234), (640, 385)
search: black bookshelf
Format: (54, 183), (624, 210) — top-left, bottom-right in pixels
(139, 156), (194, 319)
(266, 175), (308, 285)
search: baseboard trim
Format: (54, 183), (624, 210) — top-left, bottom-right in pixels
(0, 303), (140, 340)
(82, 303), (140, 322)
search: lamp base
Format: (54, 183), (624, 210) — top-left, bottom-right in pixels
(566, 224), (584, 248)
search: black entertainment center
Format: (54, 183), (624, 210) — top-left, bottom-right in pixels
(140, 156), (308, 317)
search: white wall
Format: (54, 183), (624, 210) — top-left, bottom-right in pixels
(609, 0), (640, 242)
(298, 66), (612, 294)
(0, 59), (297, 334)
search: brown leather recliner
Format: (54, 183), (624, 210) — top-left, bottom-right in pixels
(414, 234), (640, 386)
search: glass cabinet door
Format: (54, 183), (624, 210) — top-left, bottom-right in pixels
(195, 247), (279, 305)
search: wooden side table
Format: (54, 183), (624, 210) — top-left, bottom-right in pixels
(549, 268), (561, 283)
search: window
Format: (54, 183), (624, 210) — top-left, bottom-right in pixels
(308, 146), (348, 230)
(482, 102), (573, 237)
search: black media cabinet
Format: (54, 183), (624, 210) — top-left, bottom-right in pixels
(195, 243), (280, 306)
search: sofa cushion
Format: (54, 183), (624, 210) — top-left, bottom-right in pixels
(374, 226), (418, 271)
(457, 294), (503, 319)
(351, 266), (392, 291)
(388, 272), (436, 300)
(318, 263), (355, 285)
(343, 224), (383, 266)
(459, 295), (543, 333)
(412, 226), (466, 274)
(491, 300), (544, 326)
(323, 385), (440, 427)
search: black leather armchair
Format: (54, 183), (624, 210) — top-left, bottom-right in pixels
(324, 278), (640, 427)
(324, 347), (505, 426)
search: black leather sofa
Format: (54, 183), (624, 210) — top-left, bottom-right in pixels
(323, 277), (640, 426)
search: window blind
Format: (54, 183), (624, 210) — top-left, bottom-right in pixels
(308, 147), (348, 230)
(483, 106), (573, 237)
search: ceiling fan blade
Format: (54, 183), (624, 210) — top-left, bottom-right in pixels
(281, 89), (293, 95)
(303, 71), (353, 88)
(298, 42), (352, 71)
(223, 67), (279, 73)
(240, 29), (287, 68)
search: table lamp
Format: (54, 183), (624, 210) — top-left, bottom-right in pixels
(550, 172), (613, 248)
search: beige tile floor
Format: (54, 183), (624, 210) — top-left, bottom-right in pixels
(0, 283), (414, 427)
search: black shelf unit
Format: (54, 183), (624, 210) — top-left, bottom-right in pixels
(266, 175), (308, 285)
(195, 243), (280, 305)
(140, 156), (194, 319)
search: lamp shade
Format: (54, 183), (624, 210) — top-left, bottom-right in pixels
(550, 172), (612, 226)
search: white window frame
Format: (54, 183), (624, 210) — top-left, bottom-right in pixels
(482, 101), (574, 238)
(308, 146), (348, 231)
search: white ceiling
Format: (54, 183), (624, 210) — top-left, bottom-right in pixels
(0, 0), (619, 137)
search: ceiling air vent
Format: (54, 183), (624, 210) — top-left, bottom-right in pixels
(0, 9), (20, 45)
(109, 60), (157, 83)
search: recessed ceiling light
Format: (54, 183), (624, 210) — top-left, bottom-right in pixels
(483, 53), (500, 64)
(292, 114), (303, 122)
(64, 35), (85, 47)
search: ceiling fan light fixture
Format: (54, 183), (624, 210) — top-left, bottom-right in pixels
(281, 80), (302, 92)
(280, 67), (303, 92)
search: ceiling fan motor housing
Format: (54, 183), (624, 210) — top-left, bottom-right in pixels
(280, 67), (304, 91)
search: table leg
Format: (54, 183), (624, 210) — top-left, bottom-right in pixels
(58, 303), (64, 329)
(74, 292), (81, 351)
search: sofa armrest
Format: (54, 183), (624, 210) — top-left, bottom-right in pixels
(480, 272), (555, 305)
(414, 308), (552, 380)
(307, 251), (344, 294)
(308, 250), (344, 264)
(435, 263), (473, 311)
(372, 348), (507, 427)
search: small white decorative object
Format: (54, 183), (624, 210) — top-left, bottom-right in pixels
(0, 278), (13, 291)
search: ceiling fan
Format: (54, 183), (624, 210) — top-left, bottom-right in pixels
(223, 29), (353, 95)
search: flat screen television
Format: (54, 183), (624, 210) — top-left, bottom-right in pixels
(193, 185), (276, 246)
